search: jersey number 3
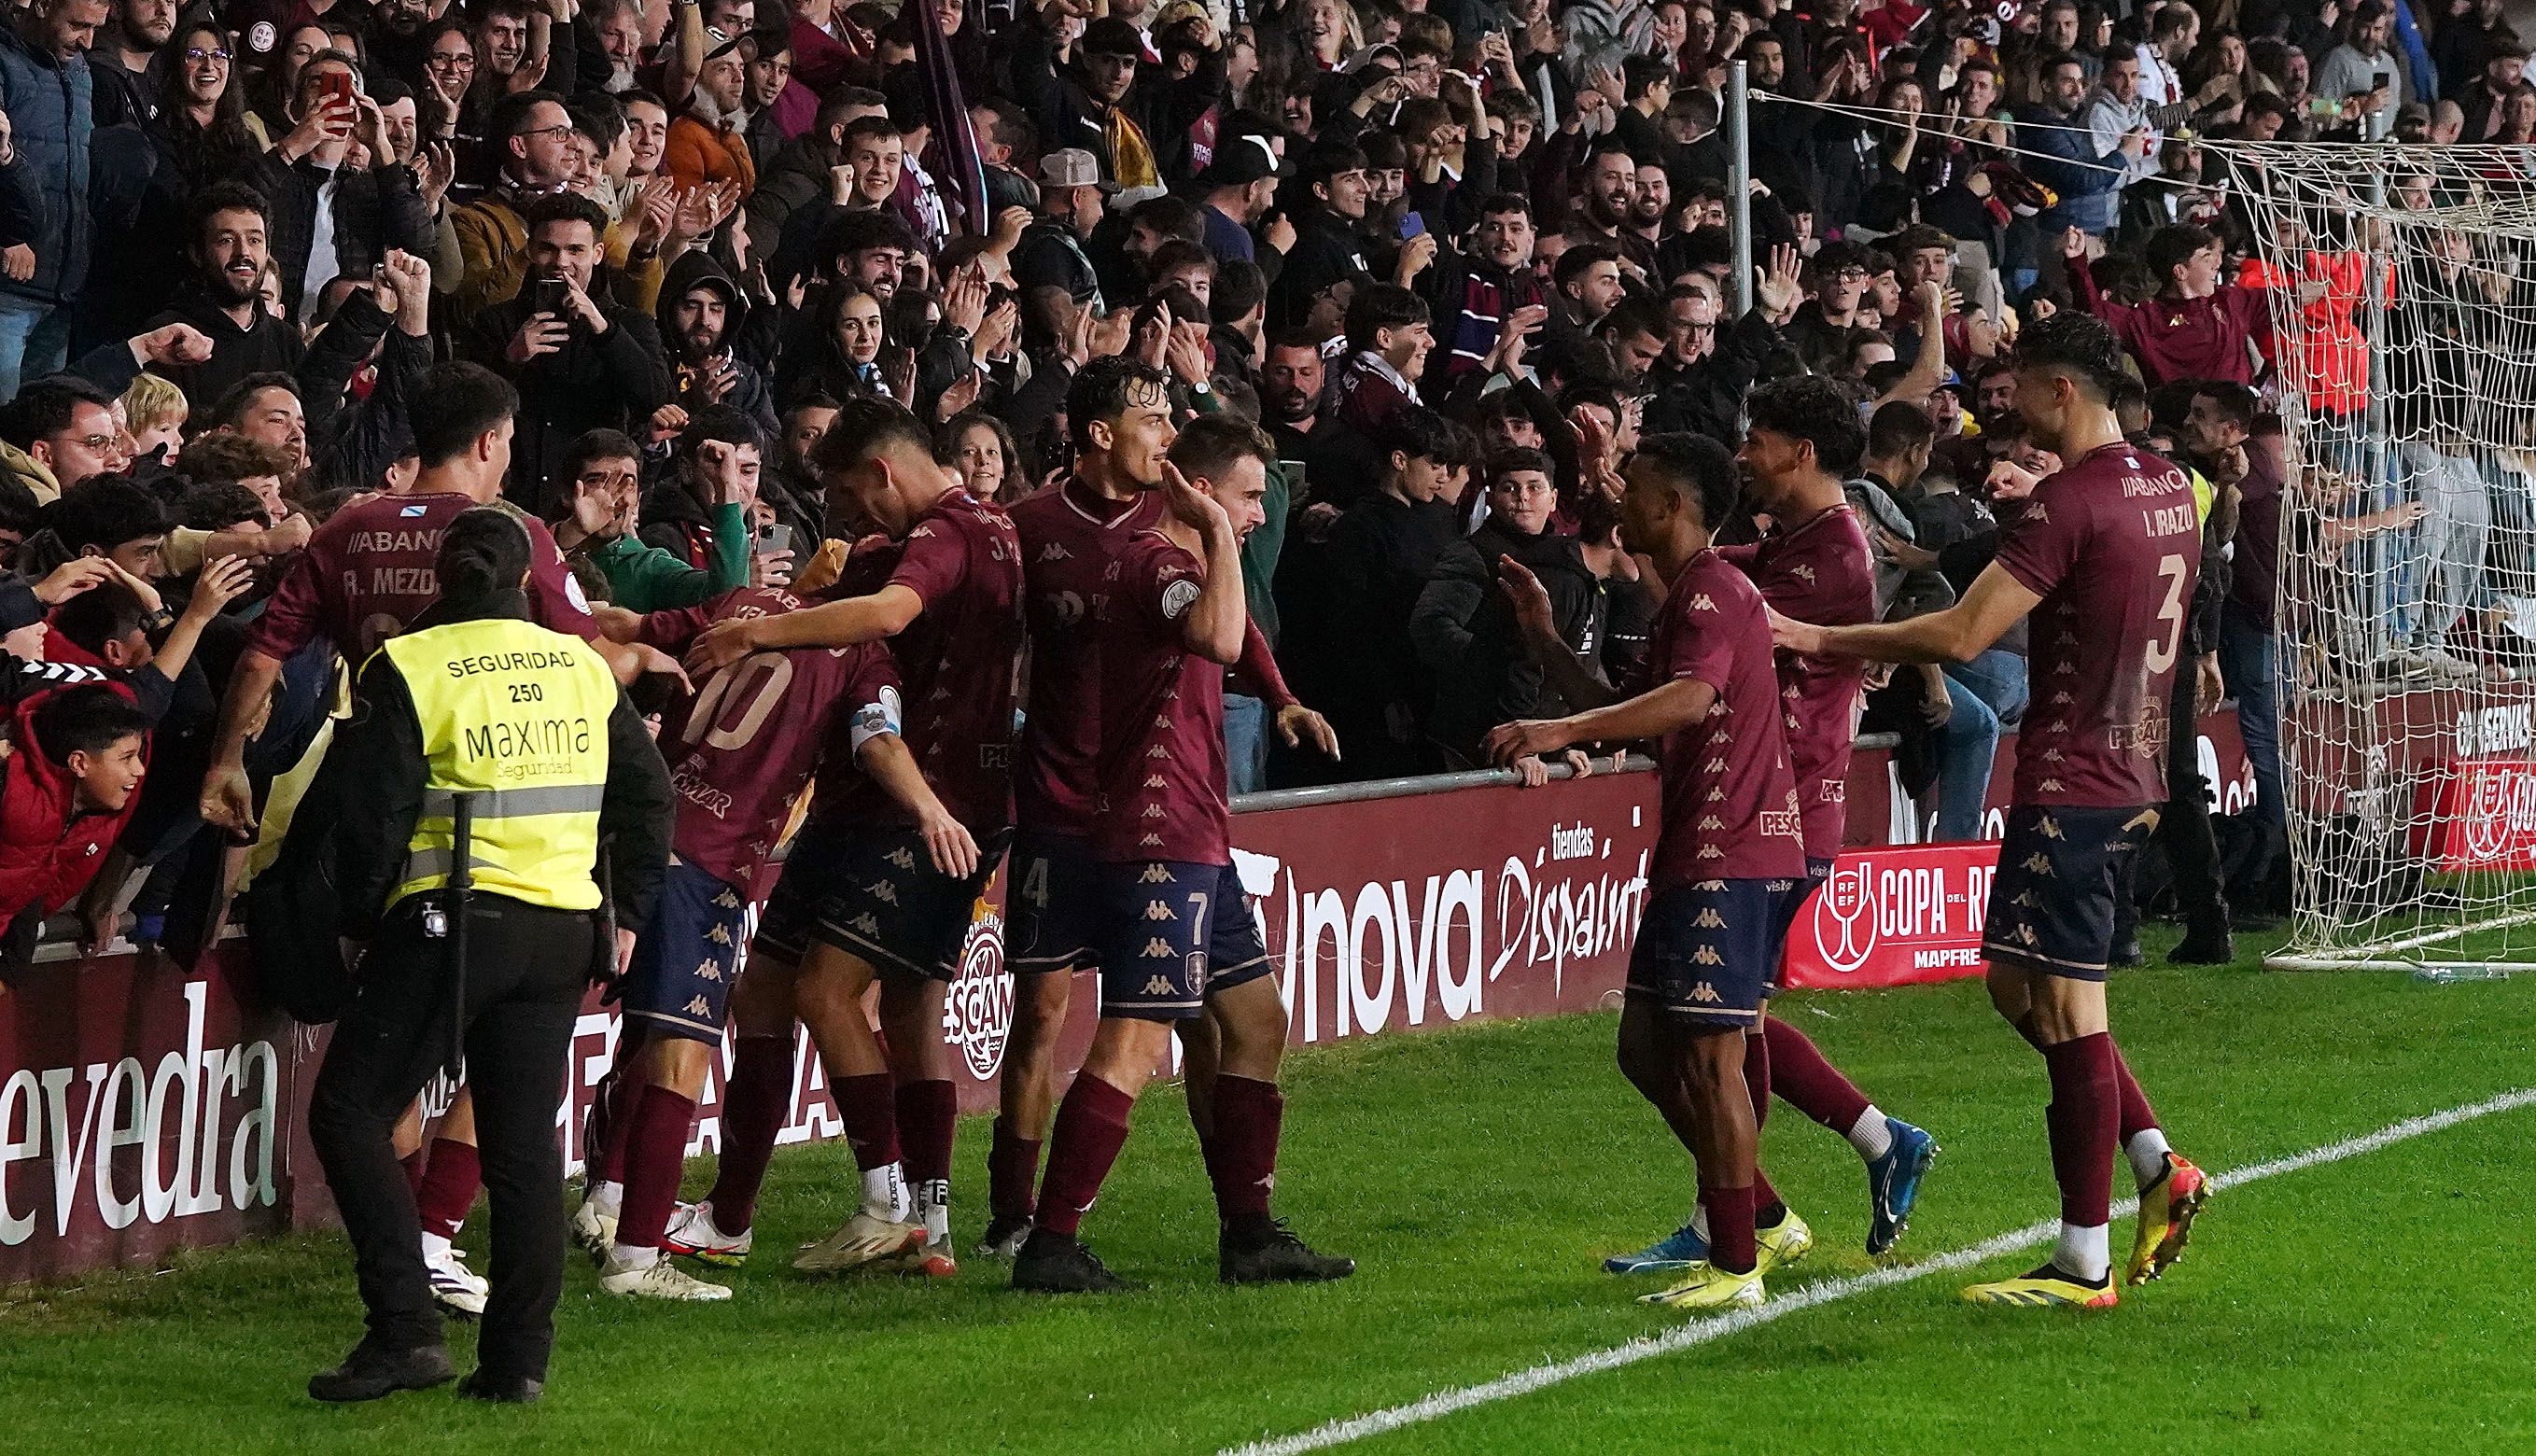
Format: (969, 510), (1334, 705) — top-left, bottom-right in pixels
(2145, 553), (2188, 677)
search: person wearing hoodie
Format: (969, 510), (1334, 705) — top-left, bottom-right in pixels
(657, 250), (780, 443)
(638, 405), (764, 582)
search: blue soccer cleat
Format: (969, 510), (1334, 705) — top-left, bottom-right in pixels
(1604, 1219), (1709, 1274)
(1865, 1118), (1938, 1256)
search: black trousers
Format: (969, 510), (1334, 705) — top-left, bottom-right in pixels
(2116, 671), (2230, 944)
(307, 893), (593, 1380)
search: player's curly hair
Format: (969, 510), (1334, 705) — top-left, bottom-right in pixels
(2011, 311), (2130, 404)
(1630, 432), (1741, 535)
(1745, 375), (1869, 478)
(1065, 357), (1173, 454)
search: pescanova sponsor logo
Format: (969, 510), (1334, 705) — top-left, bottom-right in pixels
(1237, 815), (1649, 1044)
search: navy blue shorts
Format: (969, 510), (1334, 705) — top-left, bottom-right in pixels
(1005, 827), (1103, 974)
(1093, 860), (1273, 1022)
(1983, 805), (2161, 981)
(1762, 857), (1839, 996)
(1630, 877), (1799, 1030)
(623, 857), (749, 1042)
(760, 819), (1008, 982)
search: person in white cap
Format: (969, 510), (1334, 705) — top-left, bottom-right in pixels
(1012, 147), (1111, 312)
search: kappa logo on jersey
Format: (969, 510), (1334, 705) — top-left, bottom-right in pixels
(849, 913), (881, 936)
(1688, 944), (1722, 968)
(1698, 814), (1724, 831)
(1142, 900), (1175, 921)
(1142, 804), (1167, 819)
(1036, 542), (1072, 563)
(2023, 853), (2053, 875)
(886, 847), (917, 871)
(1704, 757), (1728, 774)
(1141, 832), (1165, 847)
(1689, 594), (1716, 611)
(1139, 863), (1171, 884)
(1688, 980), (1723, 1001)
(868, 880), (900, 904)
(1789, 564), (1815, 583)
(712, 888), (740, 910)
(1147, 743), (1170, 759)
(684, 995), (713, 1017)
(694, 960), (724, 983)
(1690, 907), (1726, 929)
(1143, 774), (1167, 789)
(944, 903), (1014, 1080)
(1142, 937), (1173, 959)
(706, 923), (733, 945)
(2039, 816), (2066, 840)
(1143, 975), (1175, 995)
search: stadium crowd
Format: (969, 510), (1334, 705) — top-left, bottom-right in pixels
(0, 0), (2519, 1402)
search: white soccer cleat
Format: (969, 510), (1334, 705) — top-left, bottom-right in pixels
(571, 1197), (619, 1265)
(425, 1246), (489, 1318)
(662, 1201), (754, 1267)
(600, 1256), (734, 1301)
(792, 1210), (927, 1274)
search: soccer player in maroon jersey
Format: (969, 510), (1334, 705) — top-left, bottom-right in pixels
(571, 586), (979, 1300)
(1772, 314), (2211, 1308)
(682, 399), (1022, 1279)
(995, 360), (1338, 1259)
(1015, 415), (1353, 1294)
(1488, 432), (1811, 1311)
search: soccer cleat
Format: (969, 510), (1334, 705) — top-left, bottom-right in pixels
(1603, 1219), (1709, 1275)
(896, 1236), (960, 1279)
(1012, 1229), (1139, 1293)
(570, 1197), (619, 1265)
(662, 1200), (754, 1267)
(1963, 1262), (2119, 1308)
(600, 1256), (735, 1301)
(425, 1246), (488, 1319)
(974, 1216), (1033, 1259)
(2127, 1153), (2210, 1285)
(1753, 1207), (1813, 1275)
(306, 1340), (455, 1403)
(1865, 1119), (1940, 1255)
(455, 1369), (544, 1404)
(792, 1210), (927, 1274)
(1640, 1263), (1765, 1311)
(1220, 1219), (1355, 1285)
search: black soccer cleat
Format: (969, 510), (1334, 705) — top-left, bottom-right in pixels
(1011, 1229), (1138, 1294)
(306, 1339), (455, 1404)
(455, 1369), (545, 1405)
(1221, 1218), (1356, 1285)
(2167, 927), (2235, 965)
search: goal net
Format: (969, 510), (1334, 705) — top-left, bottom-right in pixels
(2210, 140), (2536, 976)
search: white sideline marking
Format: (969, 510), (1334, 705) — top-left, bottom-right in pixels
(1222, 1087), (2536, 1456)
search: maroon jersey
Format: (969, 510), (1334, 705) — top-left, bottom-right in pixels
(813, 490), (1023, 832)
(1720, 503), (1876, 861)
(1644, 550), (1807, 889)
(1992, 441), (2199, 807)
(1091, 529), (1229, 864)
(638, 588), (901, 887)
(1010, 481), (1166, 833)
(250, 493), (596, 662)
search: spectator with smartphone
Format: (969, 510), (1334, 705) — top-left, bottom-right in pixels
(466, 190), (672, 507)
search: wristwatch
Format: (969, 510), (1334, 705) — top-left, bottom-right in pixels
(1190, 379), (1212, 396)
(141, 607), (176, 636)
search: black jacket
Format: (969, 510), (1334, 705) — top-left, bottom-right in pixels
(329, 590), (672, 938)
(1415, 517), (1604, 760)
(140, 286), (394, 436)
(466, 286), (674, 511)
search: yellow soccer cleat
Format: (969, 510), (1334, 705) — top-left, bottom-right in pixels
(1754, 1207), (1813, 1275)
(1639, 1263), (1766, 1311)
(1962, 1263), (2119, 1309)
(2127, 1153), (2210, 1285)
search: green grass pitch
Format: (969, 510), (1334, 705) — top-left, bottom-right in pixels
(9, 924), (2536, 1454)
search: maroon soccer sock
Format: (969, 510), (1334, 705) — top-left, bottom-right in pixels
(987, 1118), (1042, 1222)
(1207, 1074), (1283, 1233)
(1761, 1016), (1875, 1133)
(704, 1033), (793, 1231)
(1036, 1076), (1136, 1239)
(896, 1078), (959, 1191)
(1705, 1183), (1758, 1275)
(614, 1085), (698, 1253)
(413, 1137), (481, 1241)
(831, 1071), (902, 1171)
(2041, 1032), (2119, 1232)
(2109, 1040), (2159, 1141)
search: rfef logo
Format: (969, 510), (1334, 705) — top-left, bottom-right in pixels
(1810, 861), (1878, 974)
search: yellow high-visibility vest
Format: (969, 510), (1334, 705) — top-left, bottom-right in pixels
(375, 617), (619, 914)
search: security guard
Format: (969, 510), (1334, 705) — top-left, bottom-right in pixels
(304, 508), (672, 1406)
